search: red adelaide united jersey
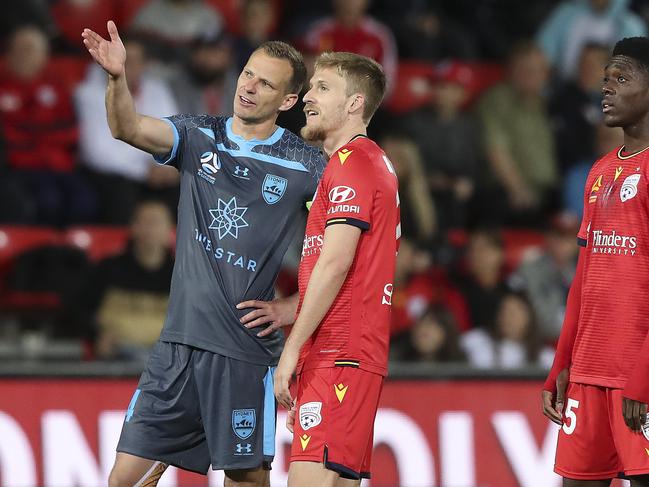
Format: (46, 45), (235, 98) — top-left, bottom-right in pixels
(571, 146), (649, 389)
(297, 136), (400, 376)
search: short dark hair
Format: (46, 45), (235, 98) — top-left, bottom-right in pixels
(314, 51), (387, 124)
(255, 41), (307, 95)
(467, 226), (504, 249)
(612, 37), (649, 73)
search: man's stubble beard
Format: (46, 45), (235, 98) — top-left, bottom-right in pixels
(300, 123), (327, 142)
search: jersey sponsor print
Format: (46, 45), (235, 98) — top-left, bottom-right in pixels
(154, 115), (326, 365)
(297, 136), (400, 376)
(572, 145), (649, 389)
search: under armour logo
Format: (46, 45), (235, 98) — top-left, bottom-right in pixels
(235, 443), (252, 454)
(234, 166), (250, 178)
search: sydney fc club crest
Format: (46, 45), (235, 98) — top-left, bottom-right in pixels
(232, 409), (256, 440)
(262, 174), (287, 204)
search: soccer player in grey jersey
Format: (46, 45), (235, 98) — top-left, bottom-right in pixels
(82, 20), (325, 487)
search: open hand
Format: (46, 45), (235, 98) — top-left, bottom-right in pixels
(274, 347), (299, 409)
(237, 296), (297, 337)
(81, 20), (126, 78)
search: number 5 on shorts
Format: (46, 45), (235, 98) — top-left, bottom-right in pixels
(562, 398), (579, 435)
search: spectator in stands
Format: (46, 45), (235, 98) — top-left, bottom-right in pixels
(165, 30), (238, 116)
(233, 0), (277, 71)
(80, 200), (174, 363)
(509, 213), (579, 341)
(390, 238), (434, 337)
(441, 0), (554, 61)
(392, 306), (466, 363)
(475, 41), (558, 225)
(381, 134), (436, 244)
(129, 0), (224, 62)
(403, 61), (483, 231)
(550, 43), (610, 174)
(0, 1), (54, 40)
(397, 5), (477, 62)
(75, 35), (179, 224)
(0, 25), (95, 225)
(304, 0), (398, 92)
(453, 227), (508, 331)
(390, 237), (471, 339)
(563, 122), (623, 218)
(461, 290), (555, 369)
(537, 0), (646, 80)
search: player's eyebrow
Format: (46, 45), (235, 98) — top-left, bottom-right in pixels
(244, 67), (277, 89)
(260, 77), (276, 89)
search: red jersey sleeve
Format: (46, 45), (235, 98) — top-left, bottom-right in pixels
(323, 146), (375, 231)
(543, 247), (585, 392)
(544, 170), (595, 393)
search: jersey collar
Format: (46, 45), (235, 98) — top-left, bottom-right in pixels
(348, 134), (367, 144)
(226, 117), (285, 148)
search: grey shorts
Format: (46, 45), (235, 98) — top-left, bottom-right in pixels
(116, 341), (276, 474)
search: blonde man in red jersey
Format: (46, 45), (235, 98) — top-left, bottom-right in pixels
(542, 37), (649, 487)
(273, 52), (399, 486)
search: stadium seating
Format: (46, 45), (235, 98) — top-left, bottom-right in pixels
(385, 61), (436, 113)
(63, 226), (130, 262)
(115, 0), (150, 28)
(0, 227), (60, 268)
(447, 228), (545, 272)
(0, 227), (62, 311)
(386, 61), (504, 113)
(0, 226), (130, 313)
(50, 0), (119, 49)
(463, 62), (505, 105)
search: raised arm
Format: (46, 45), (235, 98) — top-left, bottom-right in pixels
(81, 21), (173, 156)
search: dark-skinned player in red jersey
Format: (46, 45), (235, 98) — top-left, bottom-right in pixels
(542, 37), (649, 487)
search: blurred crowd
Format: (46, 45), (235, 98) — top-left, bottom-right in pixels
(0, 0), (644, 367)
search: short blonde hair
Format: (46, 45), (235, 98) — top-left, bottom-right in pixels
(315, 51), (386, 124)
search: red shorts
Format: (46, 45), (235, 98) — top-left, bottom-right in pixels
(555, 382), (649, 480)
(290, 366), (383, 479)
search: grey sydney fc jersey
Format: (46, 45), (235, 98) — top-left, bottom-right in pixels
(154, 115), (325, 365)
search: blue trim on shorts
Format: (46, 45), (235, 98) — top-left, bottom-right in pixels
(125, 388), (141, 422)
(263, 367), (276, 457)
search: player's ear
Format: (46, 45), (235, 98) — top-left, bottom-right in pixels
(348, 93), (365, 116)
(278, 93), (299, 113)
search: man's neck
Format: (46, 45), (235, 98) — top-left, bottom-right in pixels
(231, 115), (278, 141)
(134, 245), (166, 271)
(622, 115), (649, 153)
(323, 122), (367, 156)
